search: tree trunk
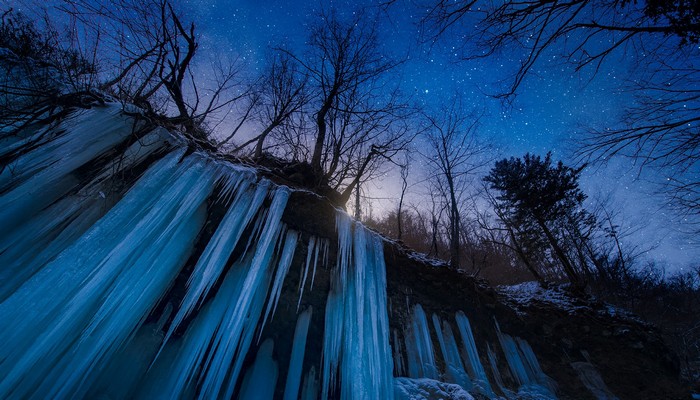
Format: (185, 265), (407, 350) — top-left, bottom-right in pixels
(311, 85), (339, 175)
(447, 175), (460, 269)
(533, 214), (583, 287)
(354, 183), (361, 220)
(507, 226), (544, 284)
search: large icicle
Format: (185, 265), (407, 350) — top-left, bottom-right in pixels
(0, 129), (167, 301)
(143, 185), (291, 400)
(301, 367), (319, 400)
(0, 148), (186, 363)
(495, 322), (556, 398)
(297, 235), (328, 310)
(0, 151), (219, 399)
(393, 329), (407, 377)
(404, 304), (438, 380)
(0, 105), (148, 233)
(284, 306), (313, 400)
(431, 314), (472, 391)
(455, 311), (494, 398)
(321, 213), (394, 400)
(487, 344), (510, 396)
(297, 236), (317, 310)
(261, 229), (299, 331)
(198, 186), (290, 400)
(164, 174), (269, 341)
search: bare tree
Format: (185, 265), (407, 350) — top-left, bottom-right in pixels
(227, 52), (308, 157)
(281, 9), (411, 198)
(419, 0), (700, 227)
(56, 0), (252, 140)
(397, 152), (410, 241)
(422, 96), (490, 269)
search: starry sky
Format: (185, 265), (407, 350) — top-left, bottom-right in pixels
(21, 0), (698, 271)
(173, 0), (698, 270)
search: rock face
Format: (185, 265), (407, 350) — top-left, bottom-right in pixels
(284, 187), (691, 400)
(0, 104), (693, 399)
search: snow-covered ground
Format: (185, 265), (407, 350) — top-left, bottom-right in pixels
(394, 377), (475, 400)
(496, 281), (641, 323)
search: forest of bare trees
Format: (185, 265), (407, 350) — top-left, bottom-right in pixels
(419, 0), (700, 232)
(3, 0), (698, 280)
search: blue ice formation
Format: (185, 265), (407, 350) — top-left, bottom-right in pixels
(0, 105), (395, 399)
(0, 103), (560, 399)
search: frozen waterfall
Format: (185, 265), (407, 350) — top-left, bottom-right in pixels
(0, 103), (559, 399)
(0, 105), (398, 399)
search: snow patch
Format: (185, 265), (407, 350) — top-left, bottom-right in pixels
(394, 377), (475, 400)
(496, 282), (585, 314)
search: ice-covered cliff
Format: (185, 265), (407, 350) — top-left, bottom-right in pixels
(0, 102), (690, 399)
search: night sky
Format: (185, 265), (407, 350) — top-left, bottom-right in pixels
(21, 0), (699, 270)
(175, 0), (697, 270)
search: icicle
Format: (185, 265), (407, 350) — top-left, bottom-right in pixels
(260, 229), (299, 333)
(0, 148), (186, 372)
(495, 321), (556, 398)
(321, 213), (394, 400)
(163, 177), (270, 344)
(310, 237), (325, 289)
(431, 314), (472, 391)
(498, 332), (531, 386)
(393, 329), (406, 377)
(140, 256), (250, 400)
(297, 236), (328, 311)
(404, 304), (438, 380)
(145, 186), (289, 400)
(284, 306), (313, 400)
(297, 236), (317, 311)
(0, 105), (149, 233)
(309, 237), (327, 290)
(516, 338), (557, 397)
(487, 344), (508, 395)
(300, 367), (319, 400)
(570, 362), (618, 400)
(0, 151), (218, 399)
(238, 339), (279, 400)
(455, 311), (494, 398)
(0, 129), (167, 301)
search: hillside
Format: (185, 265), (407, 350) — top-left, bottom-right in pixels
(0, 100), (694, 399)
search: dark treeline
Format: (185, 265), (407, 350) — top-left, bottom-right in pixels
(364, 152), (700, 383)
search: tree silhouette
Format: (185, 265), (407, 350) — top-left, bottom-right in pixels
(484, 152), (594, 287)
(420, 0), (700, 227)
(423, 97), (489, 269)
(279, 9), (413, 205)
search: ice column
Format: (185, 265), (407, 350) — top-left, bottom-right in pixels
(163, 172), (269, 341)
(455, 311), (494, 397)
(284, 306), (313, 400)
(239, 339), (279, 400)
(495, 322), (556, 398)
(0, 120), (166, 300)
(404, 304), (439, 380)
(431, 314), (472, 390)
(301, 367), (319, 400)
(320, 213), (394, 400)
(148, 186), (290, 400)
(0, 151), (218, 399)
(0, 106), (147, 232)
